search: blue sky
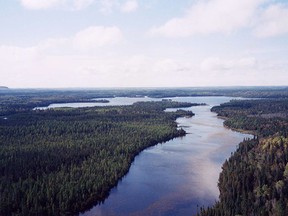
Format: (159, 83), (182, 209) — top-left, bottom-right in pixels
(1, 0), (288, 88)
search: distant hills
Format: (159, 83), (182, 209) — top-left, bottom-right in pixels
(0, 86), (9, 89)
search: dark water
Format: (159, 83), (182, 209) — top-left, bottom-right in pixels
(78, 96), (252, 216)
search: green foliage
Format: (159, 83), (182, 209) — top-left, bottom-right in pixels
(211, 99), (288, 137)
(0, 101), (194, 215)
(199, 99), (288, 215)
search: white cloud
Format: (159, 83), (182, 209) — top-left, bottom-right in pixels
(198, 56), (261, 86)
(0, 45), (287, 88)
(152, 58), (191, 75)
(36, 26), (123, 54)
(72, 26), (123, 50)
(201, 57), (257, 71)
(121, 0), (138, 13)
(20, 0), (95, 10)
(0, 45), (41, 86)
(149, 0), (265, 37)
(0, 25), (124, 88)
(99, 0), (139, 14)
(0, 26), (127, 87)
(99, 0), (118, 14)
(20, 0), (139, 13)
(72, 0), (95, 10)
(253, 3), (288, 38)
(38, 38), (70, 53)
(20, 0), (63, 10)
(0, 45), (38, 63)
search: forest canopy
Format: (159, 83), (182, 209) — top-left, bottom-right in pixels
(0, 100), (195, 215)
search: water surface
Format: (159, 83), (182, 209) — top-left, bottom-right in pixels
(34, 97), (160, 109)
(79, 96), (252, 216)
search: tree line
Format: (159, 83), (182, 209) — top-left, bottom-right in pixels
(199, 99), (288, 215)
(0, 100), (195, 215)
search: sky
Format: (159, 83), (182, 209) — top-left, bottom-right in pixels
(0, 0), (288, 88)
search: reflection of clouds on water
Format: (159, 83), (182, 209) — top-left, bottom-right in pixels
(188, 155), (221, 199)
(129, 190), (198, 216)
(137, 102), (252, 214)
(88, 208), (115, 216)
(189, 121), (220, 128)
(81, 96), (252, 216)
(185, 127), (253, 202)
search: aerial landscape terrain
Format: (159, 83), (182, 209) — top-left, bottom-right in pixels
(1, 87), (288, 215)
(1, 0), (288, 215)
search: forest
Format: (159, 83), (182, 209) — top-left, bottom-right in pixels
(0, 99), (195, 215)
(2, 88), (288, 215)
(199, 99), (288, 215)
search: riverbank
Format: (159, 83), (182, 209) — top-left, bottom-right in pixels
(199, 98), (288, 215)
(223, 124), (256, 136)
(0, 101), (195, 215)
(82, 97), (253, 216)
(212, 111), (256, 136)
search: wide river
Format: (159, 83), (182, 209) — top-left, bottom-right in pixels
(38, 96), (252, 215)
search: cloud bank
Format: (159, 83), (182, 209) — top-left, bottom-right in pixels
(2, 0), (287, 88)
(73, 26), (123, 50)
(38, 26), (123, 53)
(150, 0), (288, 38)
(253, 3), (288, 38)
(150, 0), (264, 37)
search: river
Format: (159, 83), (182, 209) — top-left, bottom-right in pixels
(76, 96), (251, 216)
(36, 96), (252, 215)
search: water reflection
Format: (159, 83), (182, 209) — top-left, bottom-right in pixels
(34, 97), (161, 109)
(81, 97), (252, 216)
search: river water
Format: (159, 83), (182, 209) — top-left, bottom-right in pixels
(37, 96), (252, 215)
(76, 96), (251, 216)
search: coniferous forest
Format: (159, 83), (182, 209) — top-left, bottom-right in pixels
(0, 99), (194, 215)
(199, 99), (288, 215)
(1, 87), (288, 216)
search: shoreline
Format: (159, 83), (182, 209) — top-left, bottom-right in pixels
(78, 114), (189, 215)
(223, 124), (256, 136)
(214, 115), (256, 136)
(79, 131), (187, 215)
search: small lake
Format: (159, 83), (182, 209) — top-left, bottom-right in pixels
(36, 96), (252, 215)
(34, 97), (161, 109)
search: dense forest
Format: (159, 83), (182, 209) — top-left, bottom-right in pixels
(2, 88), (288, 215)
(199, 99), (288, 215)
(0, 100), (195, 215)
